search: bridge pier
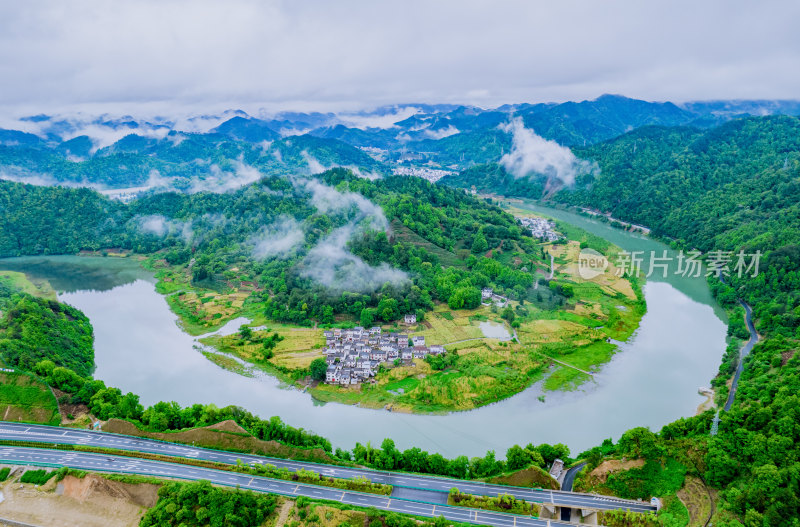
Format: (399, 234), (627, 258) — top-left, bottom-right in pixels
(578, 509), (598, 525)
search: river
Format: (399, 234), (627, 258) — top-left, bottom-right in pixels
(0, 203), (728, 458)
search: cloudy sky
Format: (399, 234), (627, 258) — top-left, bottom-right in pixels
(1, 0), (798, 115)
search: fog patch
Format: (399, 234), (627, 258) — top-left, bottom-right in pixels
(300, 152), (381, 180)
(0, 168), (100, 189)
(300, 224), (409, 292)
(136, 214), (193, 241)
(250, 216), (305, 260)
(189, 158), (263, 193)
(424, 125), (459, 140)
(301, 151), (327, 174)
(300, 178), (388, 230)
(338, 106), (421, 130)
(499, 117), (595, 187)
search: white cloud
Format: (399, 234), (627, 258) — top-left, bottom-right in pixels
(423, 125), (459, 140)
(136, 214), (193, 241)
(300, 153), (383, 181)
(300, 225), (409, 292)
(250, 216), (305, 260)
(0, 2), (797, 114)
(499, 117), (595, 187)
(301, 151), (327, 175)
(337, 106), (421, 129)
(189, 158), (263, 193)
(300, 178), (388, 230)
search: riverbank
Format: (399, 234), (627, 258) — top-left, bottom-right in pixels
(172, 230), (644, 414)
(0, 203), (725, 456)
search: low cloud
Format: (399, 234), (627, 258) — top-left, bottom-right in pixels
(337, 106), (421, 130)
(301, 151), (327, 174)
(189, 158), (263, 193)
(300, 152), (382, 181)
(136, 214), (193, 241)
(300, 178), (388, 230)
(300, 224), (409, 292)
(499, 117), (595, 187)
(250, 216), (305, 260)
(0, 168), (100, 189)
(424, 125), (459, 140)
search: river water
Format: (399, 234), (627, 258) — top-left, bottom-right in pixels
(0, 203), (727, 458)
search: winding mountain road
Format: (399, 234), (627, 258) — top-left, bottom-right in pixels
(723, 300), (759, 412)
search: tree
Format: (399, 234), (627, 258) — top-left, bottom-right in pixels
(501, 306), (515, 323)
(309, 358), (328, 381)
(506, 445), (533, 471)
(471, 232), (488, 254)
(360, 308), (374, 328)
(238, 325), (253, 340)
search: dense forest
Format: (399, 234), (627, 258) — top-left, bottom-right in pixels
(4, 108), (800, 525)
(0, 293), (94, 377)
(0, 169), (545, 326)
(442, 115), (800, 526)
(140, 480), (278, 527)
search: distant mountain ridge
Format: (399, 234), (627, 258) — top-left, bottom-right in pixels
(1, 95), (799, 190)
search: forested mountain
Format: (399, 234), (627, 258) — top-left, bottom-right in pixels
(0, 169), (543, 326)
(441, 114), (800, 524)
(4, 95), (799, 190)
(0, 131), (384, 189)
(560, 116), (800, 251)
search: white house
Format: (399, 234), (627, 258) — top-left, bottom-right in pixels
(404, 313), (417, 325)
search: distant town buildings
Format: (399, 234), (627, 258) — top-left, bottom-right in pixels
(404, 313), (417, 325)
(358, 146), (389, 161)
(519, 216), (561, 242)
(322, 326), (444, 386)
(391, 165), (456, 183)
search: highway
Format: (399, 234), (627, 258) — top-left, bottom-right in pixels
(0, 421), (655, 514)
(1, 445), (572, 527)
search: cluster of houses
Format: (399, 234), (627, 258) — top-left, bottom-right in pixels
(391, 165), (456, 183)
(519, 216), (560, 242)
(481, 287), (508, 307)
(322, 326), (445, 386)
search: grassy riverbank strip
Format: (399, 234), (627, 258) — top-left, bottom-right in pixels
(0, 439), (392, 496)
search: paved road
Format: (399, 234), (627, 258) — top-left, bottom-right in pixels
(0, 446), (576, 527)
(0, 422), (655, 514)
(559, 462), (587, 522)
(723, 300), (759, 412)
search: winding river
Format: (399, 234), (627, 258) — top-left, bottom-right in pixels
(0, 203), (728, 458)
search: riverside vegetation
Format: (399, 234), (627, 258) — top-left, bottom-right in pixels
(0, 166), (642, 411)
(442, 115), (800, 526)
(2, 104), (799, 525)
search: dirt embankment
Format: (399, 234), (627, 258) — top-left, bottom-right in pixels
(102, 419), (336, 463)
(487, 465), (559, 490)
(0, 473), (158, 527)
(574, 458), (646, 493)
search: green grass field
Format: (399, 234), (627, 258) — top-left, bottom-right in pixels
(0, 270), (56, 299)
(0, 372), (60, 425)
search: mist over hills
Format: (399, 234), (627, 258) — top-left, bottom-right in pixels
(0, 94), (799, 194)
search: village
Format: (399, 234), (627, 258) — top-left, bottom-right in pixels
(518, 216), (561, 242)
(322, 314), (446, 386)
